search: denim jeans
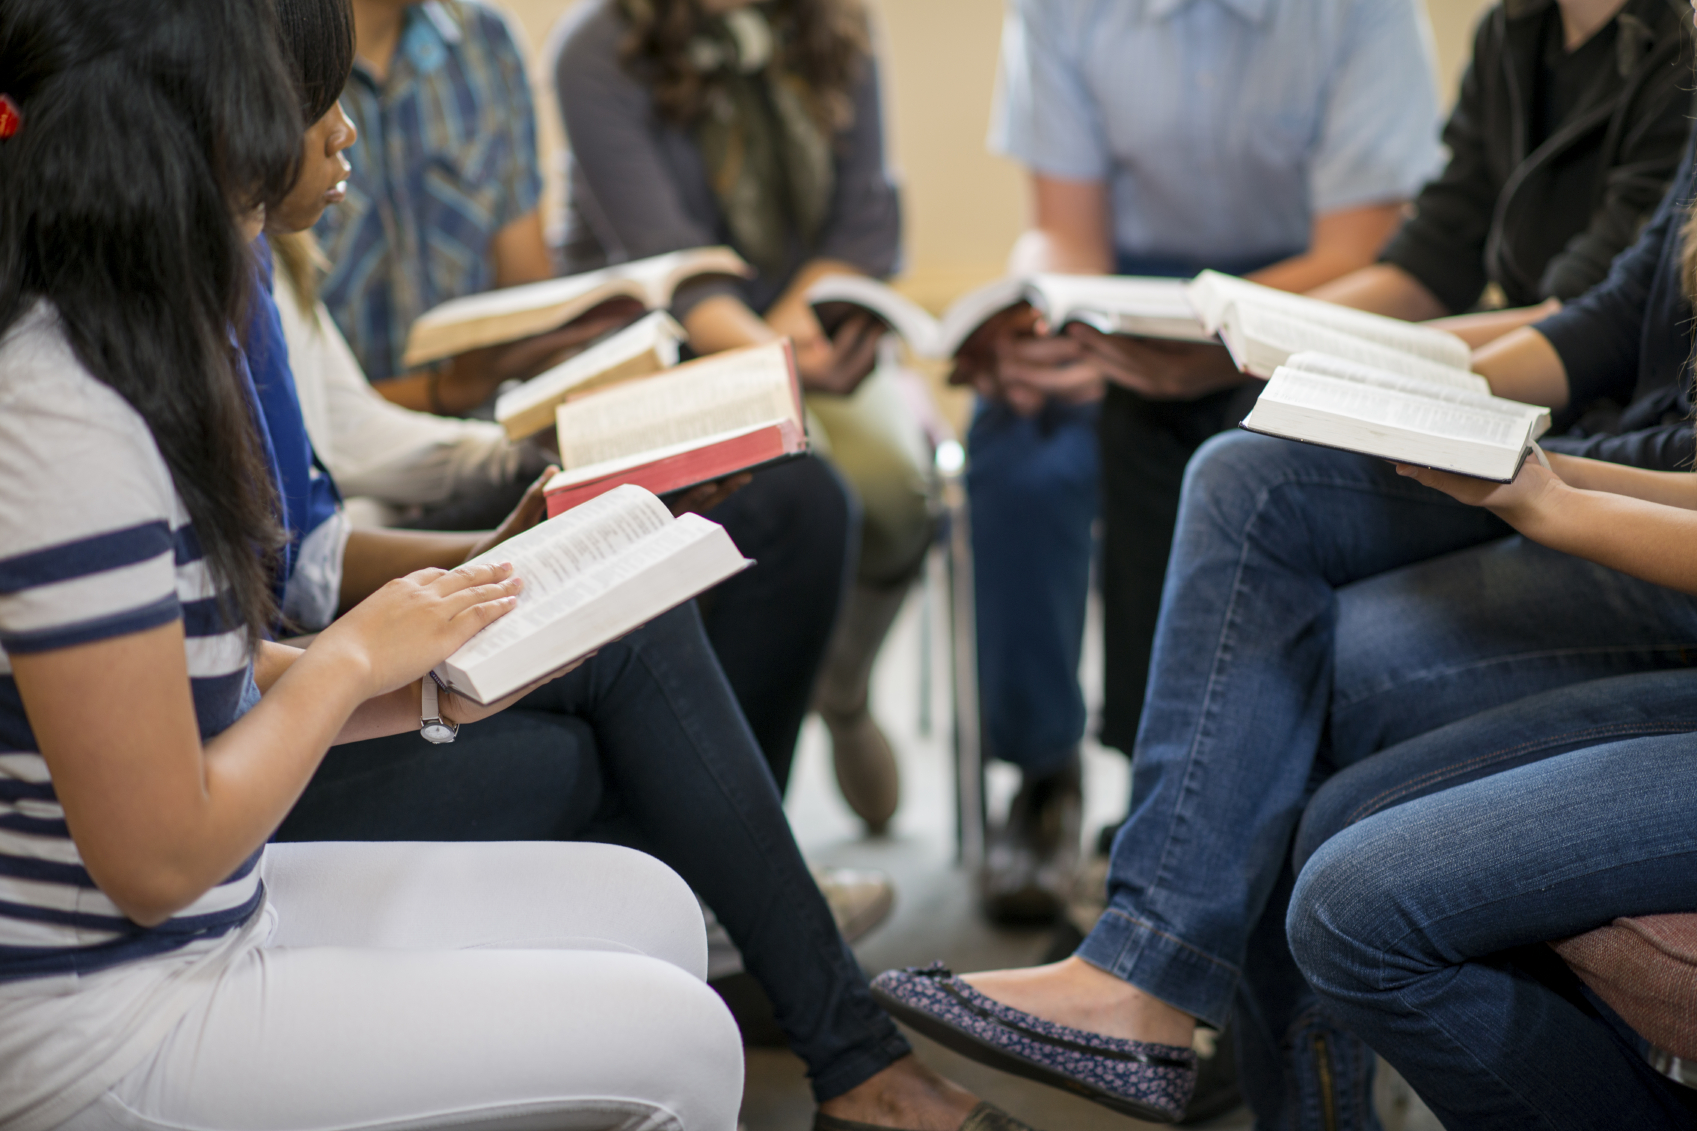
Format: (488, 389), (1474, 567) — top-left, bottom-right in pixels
(1287, 672), (1697, 1130)
(1078, 432), (1697, 1122)
(275, 602), (909, 1103)
(967, 397), (1099, 775)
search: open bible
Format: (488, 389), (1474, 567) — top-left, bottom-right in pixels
(805, 272), (1210, 360)
(494, 312), (686, 440)
(433, 485), (752, 704)
(544, 340), (806, 514)
(402, 247), (750, 368)
(1188, 271), (1473, 381)
(1240, 352), (1552, 482)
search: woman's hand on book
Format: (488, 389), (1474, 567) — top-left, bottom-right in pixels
(314, 561), (525, 700)
(1065, 326), (1243, 401)
(466, 466), (560, 562)
(1394, 458), (1563, 520)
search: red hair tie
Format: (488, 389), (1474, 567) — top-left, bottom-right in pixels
(0, 96), (20, 141)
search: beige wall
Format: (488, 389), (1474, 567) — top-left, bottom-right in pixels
(505, 0), (1497, 310)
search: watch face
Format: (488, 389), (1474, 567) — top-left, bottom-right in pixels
(421, 723), (456, 744)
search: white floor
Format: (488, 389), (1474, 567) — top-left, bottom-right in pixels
(746, 562), (1441, 1130)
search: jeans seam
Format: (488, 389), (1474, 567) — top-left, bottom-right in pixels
(1334, 644), (1697, 711)
(1342, 720), (1697, 827)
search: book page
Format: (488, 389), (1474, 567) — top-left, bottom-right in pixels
(449, 485), (676, 668)
(495, 311), (684, 434)
(1192, 271), (1469, 369)
(636, 247), (752, 306)
(806, 274), (943, 356)
(1026, 275), (1211, 341)
(1261, 370), (1527, 447)
(1237, 307), (1481, 389)
(1283, 351), (1500, 403)
(556, 343), (797, 469)
(936, 278), (1028, 358)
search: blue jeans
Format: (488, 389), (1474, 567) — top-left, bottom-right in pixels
(275, 603), (909, 1102)
(967, 397), (1099, 774)
(1078, 432), (1697, 1120)
(1288, 672), (1697, 1130)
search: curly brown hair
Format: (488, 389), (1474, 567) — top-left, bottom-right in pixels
(618, 0), (869, 129)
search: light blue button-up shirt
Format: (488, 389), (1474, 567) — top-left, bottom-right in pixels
(992, 0), (1443, 273)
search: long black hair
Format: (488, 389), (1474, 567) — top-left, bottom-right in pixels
(272, 0), (356, 124)
(0, 0), (302, 645)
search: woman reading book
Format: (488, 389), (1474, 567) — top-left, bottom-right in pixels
(1278, 452), (1697, 1128)
(0, 3), (745, 1127)
(549, 0), (938, 833)
(236, 3), (1034, 1127)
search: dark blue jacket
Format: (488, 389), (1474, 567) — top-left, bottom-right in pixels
(1537, 130), (1697, 471)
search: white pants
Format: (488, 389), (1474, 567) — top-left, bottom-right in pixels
(55, 842), (743, 1131)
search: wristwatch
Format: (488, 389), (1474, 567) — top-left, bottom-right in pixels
(420, 674), (459, 744)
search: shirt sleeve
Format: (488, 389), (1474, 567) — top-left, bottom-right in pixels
(987, 0), (1109, 182)
(813, 54), (903, 280)
(0, 329), (181, 655)
(1308, 0), (1443, 214)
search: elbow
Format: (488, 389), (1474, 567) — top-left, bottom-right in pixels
(89, 863), (220, 929)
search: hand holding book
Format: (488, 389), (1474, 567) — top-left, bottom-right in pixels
(1062, 324), (1242, 402)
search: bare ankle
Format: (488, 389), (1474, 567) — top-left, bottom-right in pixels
(818, 1056), (979, 1131)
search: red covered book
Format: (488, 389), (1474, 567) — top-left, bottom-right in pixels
(544, 340), (807, 518)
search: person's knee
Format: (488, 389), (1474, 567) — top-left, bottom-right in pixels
(1180, 430), (1289, 523)
(606, 960), (744, 1129)
(581, 844), (709, 979)
(1286, 831), (1395, 1003)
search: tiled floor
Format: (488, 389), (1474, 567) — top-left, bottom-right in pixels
(744, 566), (1441, 1130)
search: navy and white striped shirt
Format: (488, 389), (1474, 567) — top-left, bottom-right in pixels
(0, 304), (263, 984)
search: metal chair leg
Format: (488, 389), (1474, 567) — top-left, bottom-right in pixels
(936, 440), (985, 870)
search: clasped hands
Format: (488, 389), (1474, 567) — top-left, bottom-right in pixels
(951, 303), (1246, 414)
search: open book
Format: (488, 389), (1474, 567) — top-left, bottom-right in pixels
(544, 340), (806, 514)
(805, 272), (1210, 360)
(402, 247), (749, 368)
(494, 312), (685, 440)
(1187, 271), (1474, 381)
(1240, 352), (1552, 481)
(433, 485), (751, 704)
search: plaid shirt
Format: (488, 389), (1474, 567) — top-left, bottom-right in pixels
(316, 1), (543, 384)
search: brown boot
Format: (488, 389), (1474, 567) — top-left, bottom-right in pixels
(815, 580), (910, 833)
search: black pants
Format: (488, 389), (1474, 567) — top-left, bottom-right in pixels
(275, 602), (908, 1102)
(406, 453), (853, 789)
(1098, 380), (1261, 752)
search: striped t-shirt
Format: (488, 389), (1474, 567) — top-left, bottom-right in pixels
(0, 303), (264, 984)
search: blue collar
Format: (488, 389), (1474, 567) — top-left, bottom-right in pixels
(355, 1), (462, 87)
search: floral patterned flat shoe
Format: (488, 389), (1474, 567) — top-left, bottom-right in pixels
(870, 963), (1197, 1123)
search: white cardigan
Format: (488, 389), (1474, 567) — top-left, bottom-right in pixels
(274, 281), (521, 510)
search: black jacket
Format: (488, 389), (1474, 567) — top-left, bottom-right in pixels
(1381, 0), (1693, 314)
(1538, 130), (1696, 472)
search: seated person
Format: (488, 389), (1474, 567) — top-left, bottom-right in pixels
(549, 0), (938, 833)
(957, 0), (1441, 922)
(0, 5), (740, 1128)
(870, 110), (1697, 1130)
(246, 4), (1023, 1126)
(1079, 0), (1695, 873)
(1290, 443), (1697, 1126)
(317, 0), (854, 798)
(1310, 0), (1693, 346)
